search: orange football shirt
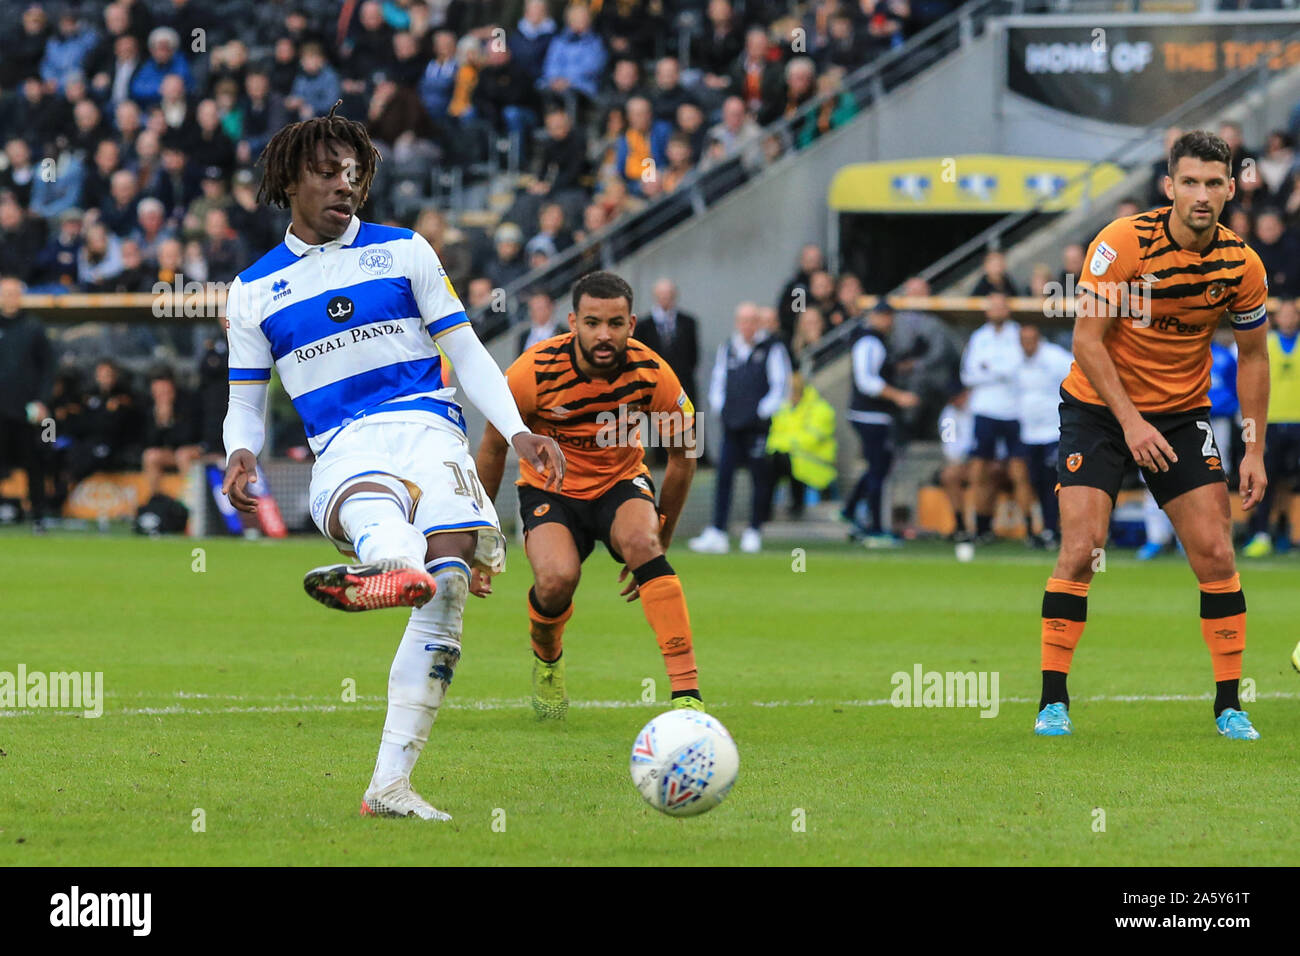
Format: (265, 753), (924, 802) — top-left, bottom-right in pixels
(1063, 207), (1268, 413)
(506, 334), (695, 499)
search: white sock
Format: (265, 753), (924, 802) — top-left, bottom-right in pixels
(369, 557), (470, 792)
(338, 492), (426, 566)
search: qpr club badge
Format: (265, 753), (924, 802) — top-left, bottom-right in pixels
(359, 248), (393, 276)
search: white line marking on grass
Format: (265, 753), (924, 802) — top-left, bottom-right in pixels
(4, 691), (1297, 718)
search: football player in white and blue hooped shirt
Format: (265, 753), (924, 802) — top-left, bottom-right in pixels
(221, 107), (564, 822)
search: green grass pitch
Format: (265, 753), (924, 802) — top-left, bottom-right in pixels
(2, 533), (1297, 866)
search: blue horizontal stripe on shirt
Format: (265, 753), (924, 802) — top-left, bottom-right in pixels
(1233, 315), (1266, 331)
(229, 367), (271, 382)
(427, 311), (469, 338)
(261, 276), (422, 360)
(293, 356), (447, 438)
(238, 244), (297, 284)
(355, 222), (412, 246)
(312, 396), (466, 456)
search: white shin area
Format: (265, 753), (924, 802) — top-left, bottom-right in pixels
(368, 557), (470, 793)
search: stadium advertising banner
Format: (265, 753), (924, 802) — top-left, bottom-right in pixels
(828, 155), (1127, 213)
(1007, 19), (1300, 124)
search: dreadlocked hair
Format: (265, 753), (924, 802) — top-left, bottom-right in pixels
(255, 101), (381, 209)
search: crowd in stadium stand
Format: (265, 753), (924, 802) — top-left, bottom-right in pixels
(0, 0), (953, 336)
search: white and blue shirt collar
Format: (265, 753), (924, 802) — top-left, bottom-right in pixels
(284, 216), (362, 257)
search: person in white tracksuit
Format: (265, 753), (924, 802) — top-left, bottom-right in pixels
(1014, 324), (1074, 547)
(960, 292), (1032, 541)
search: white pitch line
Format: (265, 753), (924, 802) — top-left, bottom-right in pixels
(2, 690), (1297, 719)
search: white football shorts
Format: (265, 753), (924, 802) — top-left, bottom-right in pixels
(308, 415), (505, 571)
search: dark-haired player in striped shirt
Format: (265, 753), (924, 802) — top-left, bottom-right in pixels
(1035, 130), (1270, 741)
(476, 271), (704, 720)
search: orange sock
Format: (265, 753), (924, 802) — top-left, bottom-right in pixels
(634, 557), (698, 695)
(527, 588), (572, 663)
(1041, 577), (1089, 674)
(1200, 574), (1246, 682)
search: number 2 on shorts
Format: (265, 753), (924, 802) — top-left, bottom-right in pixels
(1195, 421), (1217, 457)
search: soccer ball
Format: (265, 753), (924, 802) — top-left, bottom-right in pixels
(629, 709), (740, 817)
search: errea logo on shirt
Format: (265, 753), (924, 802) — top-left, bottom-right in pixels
(271, 278), (292, 300)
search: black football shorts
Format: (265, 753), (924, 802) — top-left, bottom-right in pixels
(1056, 388), (1226, 508)
(518, 474), (658, 563)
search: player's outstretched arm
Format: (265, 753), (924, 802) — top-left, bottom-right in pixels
(437, 326), (565, 491)
(476, 423), (510, 502)
(222, 277), (270, 513)
(1233, 323), (1269, 511)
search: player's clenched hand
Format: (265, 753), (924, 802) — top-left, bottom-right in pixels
(1238, 451), (1267, 511)
(513, 433), (565, 491)
(1123, 419), (1177, 473)
(617, 564), (640, 603)
(469, 566), (495, 598)
(222, 449), (260, 513)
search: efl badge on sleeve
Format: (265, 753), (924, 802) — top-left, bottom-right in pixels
(1089, 242), (1117, 277)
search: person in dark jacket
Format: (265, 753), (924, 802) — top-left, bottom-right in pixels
(729, 26), (785, 126)
(1253, 208), (1300, 298)
(635, 278), (702, 467)
(842, 302), (919, 545)
(515, 290), (564, 356)
(510, 0), (557, 83)
(34, 208), (84, 289)
(529, 107), (589, 198)
(474, 43), (541, 158)
(0, 198), (45, 284)
(689, 301), (791, 554)
(634, 278), (700, 408)
(971, 250), (1023, 296)
(0, 276), (55, 529)
(141, 366), (205, 499)
(693, 0), (745, 89)
(66, 358), (142, 482)
(776, 243), (825, 342)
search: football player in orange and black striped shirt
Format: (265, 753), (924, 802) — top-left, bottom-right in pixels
(476, 271), (704, 719)
(1035, 130), (1270, 741)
